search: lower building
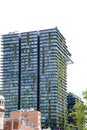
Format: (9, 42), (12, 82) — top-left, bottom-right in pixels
(4, 109), (41, 130)
(67, 92), (82, 124)
(0, 95), (5, 130)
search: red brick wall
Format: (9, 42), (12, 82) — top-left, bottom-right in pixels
(22, 110), (41, 129)
(10, 111), (22, 119)
(4, 120), (33, 130)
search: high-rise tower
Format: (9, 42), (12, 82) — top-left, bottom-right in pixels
(0, 28), (72, 129)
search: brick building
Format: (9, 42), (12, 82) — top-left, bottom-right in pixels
(4, 109), (41, 130)
(0, 95), (5, 130)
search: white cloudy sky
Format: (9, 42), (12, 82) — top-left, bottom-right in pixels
(0, 0), (87, 98)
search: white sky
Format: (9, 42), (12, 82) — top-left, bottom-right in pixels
(0, 0), (87, 98)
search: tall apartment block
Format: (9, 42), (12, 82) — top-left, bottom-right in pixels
(0, 28), (72, 129)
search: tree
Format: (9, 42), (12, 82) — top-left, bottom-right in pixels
(83, 89), (87, 103)
(69, 100), (85, 130)
(82, 89), (87, 128)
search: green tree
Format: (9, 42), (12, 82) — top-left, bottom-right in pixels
(69, 100), (85, 130)
(82, 89), (87, 128)
(83, 89), (87, 103)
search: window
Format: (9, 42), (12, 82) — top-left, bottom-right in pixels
(42, 47), (45, 74)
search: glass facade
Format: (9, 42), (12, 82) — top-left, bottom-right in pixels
(0, 28), (71, 129)
(1, 33), (19, 115)
(21, 31), (38, 109)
